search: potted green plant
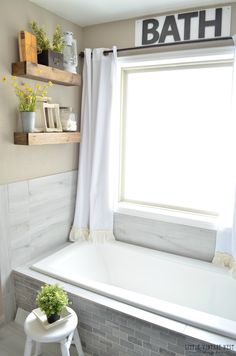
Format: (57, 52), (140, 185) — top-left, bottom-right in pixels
(30, 22), (65, 69)
(36, 284), (71, 324)
(1, 76), (53, 132)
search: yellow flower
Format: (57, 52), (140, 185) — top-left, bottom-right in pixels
(48, 81), (53, 87)
(1, 73), (52, 112)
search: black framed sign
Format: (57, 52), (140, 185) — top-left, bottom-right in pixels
(135, 6), (231, 46)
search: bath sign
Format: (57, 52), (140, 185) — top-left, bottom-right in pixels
(135, 6), (231, 46)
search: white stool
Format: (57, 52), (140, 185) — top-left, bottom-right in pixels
(24, 307), (84, 356)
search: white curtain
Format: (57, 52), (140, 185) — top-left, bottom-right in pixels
(70, 47), (117, 243)
(213, 35), (236, 277)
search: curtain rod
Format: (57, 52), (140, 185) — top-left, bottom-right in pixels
(79, 36), (233, 58)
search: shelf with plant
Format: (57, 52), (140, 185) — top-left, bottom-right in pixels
(12, 22), (80, 86)
(11, 61), (81, 86)
(1, 74), (80, 145)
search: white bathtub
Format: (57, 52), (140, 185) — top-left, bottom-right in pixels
(31, 240), (236, 339)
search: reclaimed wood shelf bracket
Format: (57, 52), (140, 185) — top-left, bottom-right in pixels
(14, 132), (81, 145)
(12, 61), (81, 86)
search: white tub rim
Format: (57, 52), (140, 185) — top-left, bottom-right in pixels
(29, 240), (236, 341)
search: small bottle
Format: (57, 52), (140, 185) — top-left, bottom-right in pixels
(59, 107), (78, 131)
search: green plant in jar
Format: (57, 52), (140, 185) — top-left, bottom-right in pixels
(52, 25), (65, 52)
(30, 21), (51, 53)
(30, 21), (65, 53)
(36, 284), (71, 323)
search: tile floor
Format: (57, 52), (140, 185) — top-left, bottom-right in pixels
(0, 322), (84, 356)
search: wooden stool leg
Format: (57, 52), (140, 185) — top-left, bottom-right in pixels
(60, 339), (70, 356)
(34, 342), (42, 355)
(24, 336), (34, 356)
(73, 329), (84, 356)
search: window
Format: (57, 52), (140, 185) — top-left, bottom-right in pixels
(117, 48), (233, 228)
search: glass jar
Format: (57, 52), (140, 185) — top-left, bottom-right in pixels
(59, 107), (77, 131)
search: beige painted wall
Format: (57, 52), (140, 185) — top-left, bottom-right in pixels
(0, 0), (83, 184)
(83, 3), (236, 53)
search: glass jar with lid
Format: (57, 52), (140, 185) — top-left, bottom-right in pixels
(59, 107), (78, 131)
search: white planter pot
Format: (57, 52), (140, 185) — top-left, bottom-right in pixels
(20, 112), (36, 133)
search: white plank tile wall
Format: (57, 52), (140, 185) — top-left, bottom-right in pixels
(0, 170), (77, 324)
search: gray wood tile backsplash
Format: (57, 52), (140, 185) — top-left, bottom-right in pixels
(114, 213), (216, 262)
(0, 171), (77, 323)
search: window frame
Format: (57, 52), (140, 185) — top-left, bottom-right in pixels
(115, 46), (234, 230)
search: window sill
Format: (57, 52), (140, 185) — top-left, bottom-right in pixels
(115, 202), (217, 231)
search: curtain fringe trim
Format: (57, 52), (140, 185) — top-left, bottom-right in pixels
(213, 252), (236, 278)
(69, 227), (89, 242)
(69, 227), (115, 243)
(90, 230), (115, 243)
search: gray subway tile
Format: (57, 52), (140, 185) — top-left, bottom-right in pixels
(135, 330), (151, 342)
(120, 338), (135, 350)
(143, 341), (159, 353)
(159, 347), (175, 356)
(128, 336), (142, 346)
(13, 272), (236, 356)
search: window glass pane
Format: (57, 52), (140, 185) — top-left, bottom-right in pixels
(121, 63), (232, 214)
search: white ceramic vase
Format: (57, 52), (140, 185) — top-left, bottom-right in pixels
(20, 112), (36, 133)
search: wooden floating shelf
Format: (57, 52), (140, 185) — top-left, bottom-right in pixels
(12, 61), (81, 86)
(14, 132), (81, 145)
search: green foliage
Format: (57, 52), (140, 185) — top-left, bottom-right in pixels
(52, 25), (65, 53)
(30, 21), (51, 52)
(30, 21), (65, 53)
(36, 284), (71, 317)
